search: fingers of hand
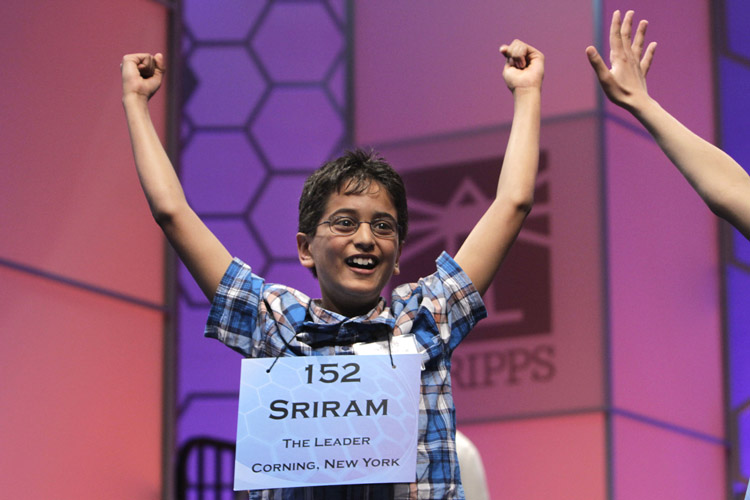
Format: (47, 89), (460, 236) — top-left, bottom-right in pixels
(500, 39), (530, 69)
(620, 10), (635, 49)
(612, 10), (652, 67)
(121, 54), (139, 73)
(137, 56), (156, 77)
(585, 46), (600, 65)
(154, 53), (166, 73)
(586, 46), (611, 82)
(631, 19), (649, 59)
(121, 53), (164, 78)
(609, 10), (624, 53)
(640, 41), (657, 76)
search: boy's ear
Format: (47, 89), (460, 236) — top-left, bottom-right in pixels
(296, 232), (315, 270)
(393, 243), (403, 275)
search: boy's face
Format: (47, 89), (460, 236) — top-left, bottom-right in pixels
(296, 181), (402, 317)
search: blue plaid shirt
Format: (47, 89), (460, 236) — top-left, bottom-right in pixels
(206, 252), (487, 500)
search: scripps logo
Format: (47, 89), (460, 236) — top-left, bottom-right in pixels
(398, 154), (555, 400)
(399, 153), (552, 342)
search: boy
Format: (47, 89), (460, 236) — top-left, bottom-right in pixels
(586, 9), (750, 240)
(121, 38), (543, 499)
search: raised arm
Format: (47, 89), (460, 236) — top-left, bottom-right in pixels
(454, 40), (543, 295)
(122, 53), (232, 300)
(586, 10), (750, 240)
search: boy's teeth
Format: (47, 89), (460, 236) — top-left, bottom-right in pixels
(348, 257), (376, 268)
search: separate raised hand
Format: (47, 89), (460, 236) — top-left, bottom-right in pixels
(121, 53), (165, 101)
(585, 10), (657, 111)
(499, 39), (544, 93)
(585, 10), (750, 240)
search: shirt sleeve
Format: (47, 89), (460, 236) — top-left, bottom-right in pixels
(204, 257), (264, 356)
(392, 251), (487, 354)
(433, 251), (487, 350)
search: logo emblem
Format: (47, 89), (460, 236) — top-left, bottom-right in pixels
(398, 153), (551, 341)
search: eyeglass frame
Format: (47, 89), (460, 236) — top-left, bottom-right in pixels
(317, 214), (401, 239)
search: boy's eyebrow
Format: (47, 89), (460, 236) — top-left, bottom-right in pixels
(372, 212), (398, 222)
(327, 208), (398, 222)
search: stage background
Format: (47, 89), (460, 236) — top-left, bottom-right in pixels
(0, 0), (168, 499)
(1, 1), (748, 499)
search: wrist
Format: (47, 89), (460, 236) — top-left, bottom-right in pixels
(512, 87), (542, 109)
(512, 86), (542, 104)
(122, 91), (150, 109)
(626, 93), (659, 120)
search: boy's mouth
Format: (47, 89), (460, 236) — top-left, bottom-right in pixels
(346, 256), (378, 270)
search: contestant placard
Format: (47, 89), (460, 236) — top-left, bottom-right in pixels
(234, 354), (422, 491)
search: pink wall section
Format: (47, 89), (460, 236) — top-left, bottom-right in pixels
(0, 269), (163, 498)
(0, 1), (167, 498)
(0, 0), (167, 304)
(460, 414), (607, 499)
(606, 127), (722, 434)
(354, 0), (596, 145)
(614, 416), (726, 499)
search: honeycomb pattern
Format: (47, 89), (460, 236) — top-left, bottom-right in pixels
(183, 1), (265, 41)
(184, 46), (266, 127)
(252, 3), (343, 82)
(251, 88), (345, 169)
(181, 132), (265, 214)
(176, 0), (352, 461)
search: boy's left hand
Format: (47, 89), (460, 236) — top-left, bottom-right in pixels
(499, 40), (544, 92)
(121, 53), (166, 101)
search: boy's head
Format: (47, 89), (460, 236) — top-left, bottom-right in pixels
(298, 149), (408, 243)
(296, 149), (408, 315)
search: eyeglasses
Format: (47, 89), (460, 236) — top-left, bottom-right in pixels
(318, 215), (399, 239)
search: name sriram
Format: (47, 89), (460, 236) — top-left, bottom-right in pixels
(269, 399), (387, 420)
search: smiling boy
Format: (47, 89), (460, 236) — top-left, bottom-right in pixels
(295, 154), (406, 317)
(122, 37), (543, 500)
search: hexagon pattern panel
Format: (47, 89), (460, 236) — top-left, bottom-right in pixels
(176, 0), (351, 456)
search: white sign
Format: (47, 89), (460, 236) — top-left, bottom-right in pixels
(234, 354), (422, 491)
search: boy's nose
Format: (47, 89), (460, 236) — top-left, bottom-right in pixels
(353, 223), (376, 248)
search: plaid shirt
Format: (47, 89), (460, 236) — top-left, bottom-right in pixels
(206, 252), (487, 500)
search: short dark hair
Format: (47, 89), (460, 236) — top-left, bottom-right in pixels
(298, 148), (408, 242)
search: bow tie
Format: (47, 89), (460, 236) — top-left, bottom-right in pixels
(297, 319), (395, 347)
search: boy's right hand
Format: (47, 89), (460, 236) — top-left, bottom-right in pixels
(121, 53), (165, 101)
